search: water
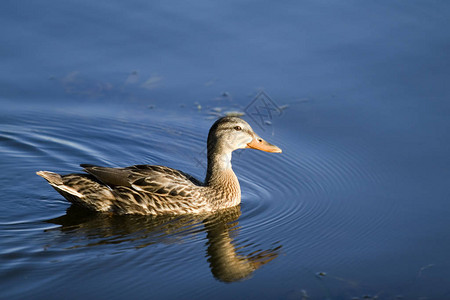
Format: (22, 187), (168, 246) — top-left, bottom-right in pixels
(1, 1), (450, 299)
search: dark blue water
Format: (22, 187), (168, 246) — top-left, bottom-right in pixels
(1, 1), (450, 299)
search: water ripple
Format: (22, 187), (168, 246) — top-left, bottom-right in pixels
(1, 107), (394, 288)
(234, 129), (396, 259)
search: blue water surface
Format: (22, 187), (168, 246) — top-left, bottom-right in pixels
(1, 1), (450, 299)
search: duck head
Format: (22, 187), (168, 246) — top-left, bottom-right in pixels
(207, 116), (282, 156)
(205, 116), (281, 190)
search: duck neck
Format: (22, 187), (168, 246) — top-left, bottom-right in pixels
(205, 150), (241, 205)
(205, 151), (234, 185)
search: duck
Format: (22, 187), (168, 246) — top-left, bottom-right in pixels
(37, 116), (282, 215)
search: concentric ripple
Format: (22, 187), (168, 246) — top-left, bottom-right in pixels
(233, 128), (397, 262)
(0, 106), (282, 291)
(1, 105), (397, 293)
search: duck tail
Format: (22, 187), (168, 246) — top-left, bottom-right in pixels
(36, 171), (84, 198)
(36, 171), (63, 185)
(36, 171), (114, 211)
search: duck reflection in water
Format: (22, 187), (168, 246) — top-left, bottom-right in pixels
(47, 205), (281, 282)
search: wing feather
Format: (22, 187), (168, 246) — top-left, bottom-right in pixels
(81, 164), (203, 197)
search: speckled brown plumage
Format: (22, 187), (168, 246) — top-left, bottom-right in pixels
(37, 117), (281, 215)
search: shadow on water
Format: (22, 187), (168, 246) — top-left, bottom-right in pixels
(45, 205), (281, 283)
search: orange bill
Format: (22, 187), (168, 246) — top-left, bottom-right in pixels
(246, 137), (282, 153)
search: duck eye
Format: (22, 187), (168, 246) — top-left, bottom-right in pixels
(234, 126), (242, 131)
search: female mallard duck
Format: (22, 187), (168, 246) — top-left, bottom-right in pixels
(37, 116), (282, 215)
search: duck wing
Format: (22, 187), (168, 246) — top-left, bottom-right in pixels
(81, 164), (203, 196)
